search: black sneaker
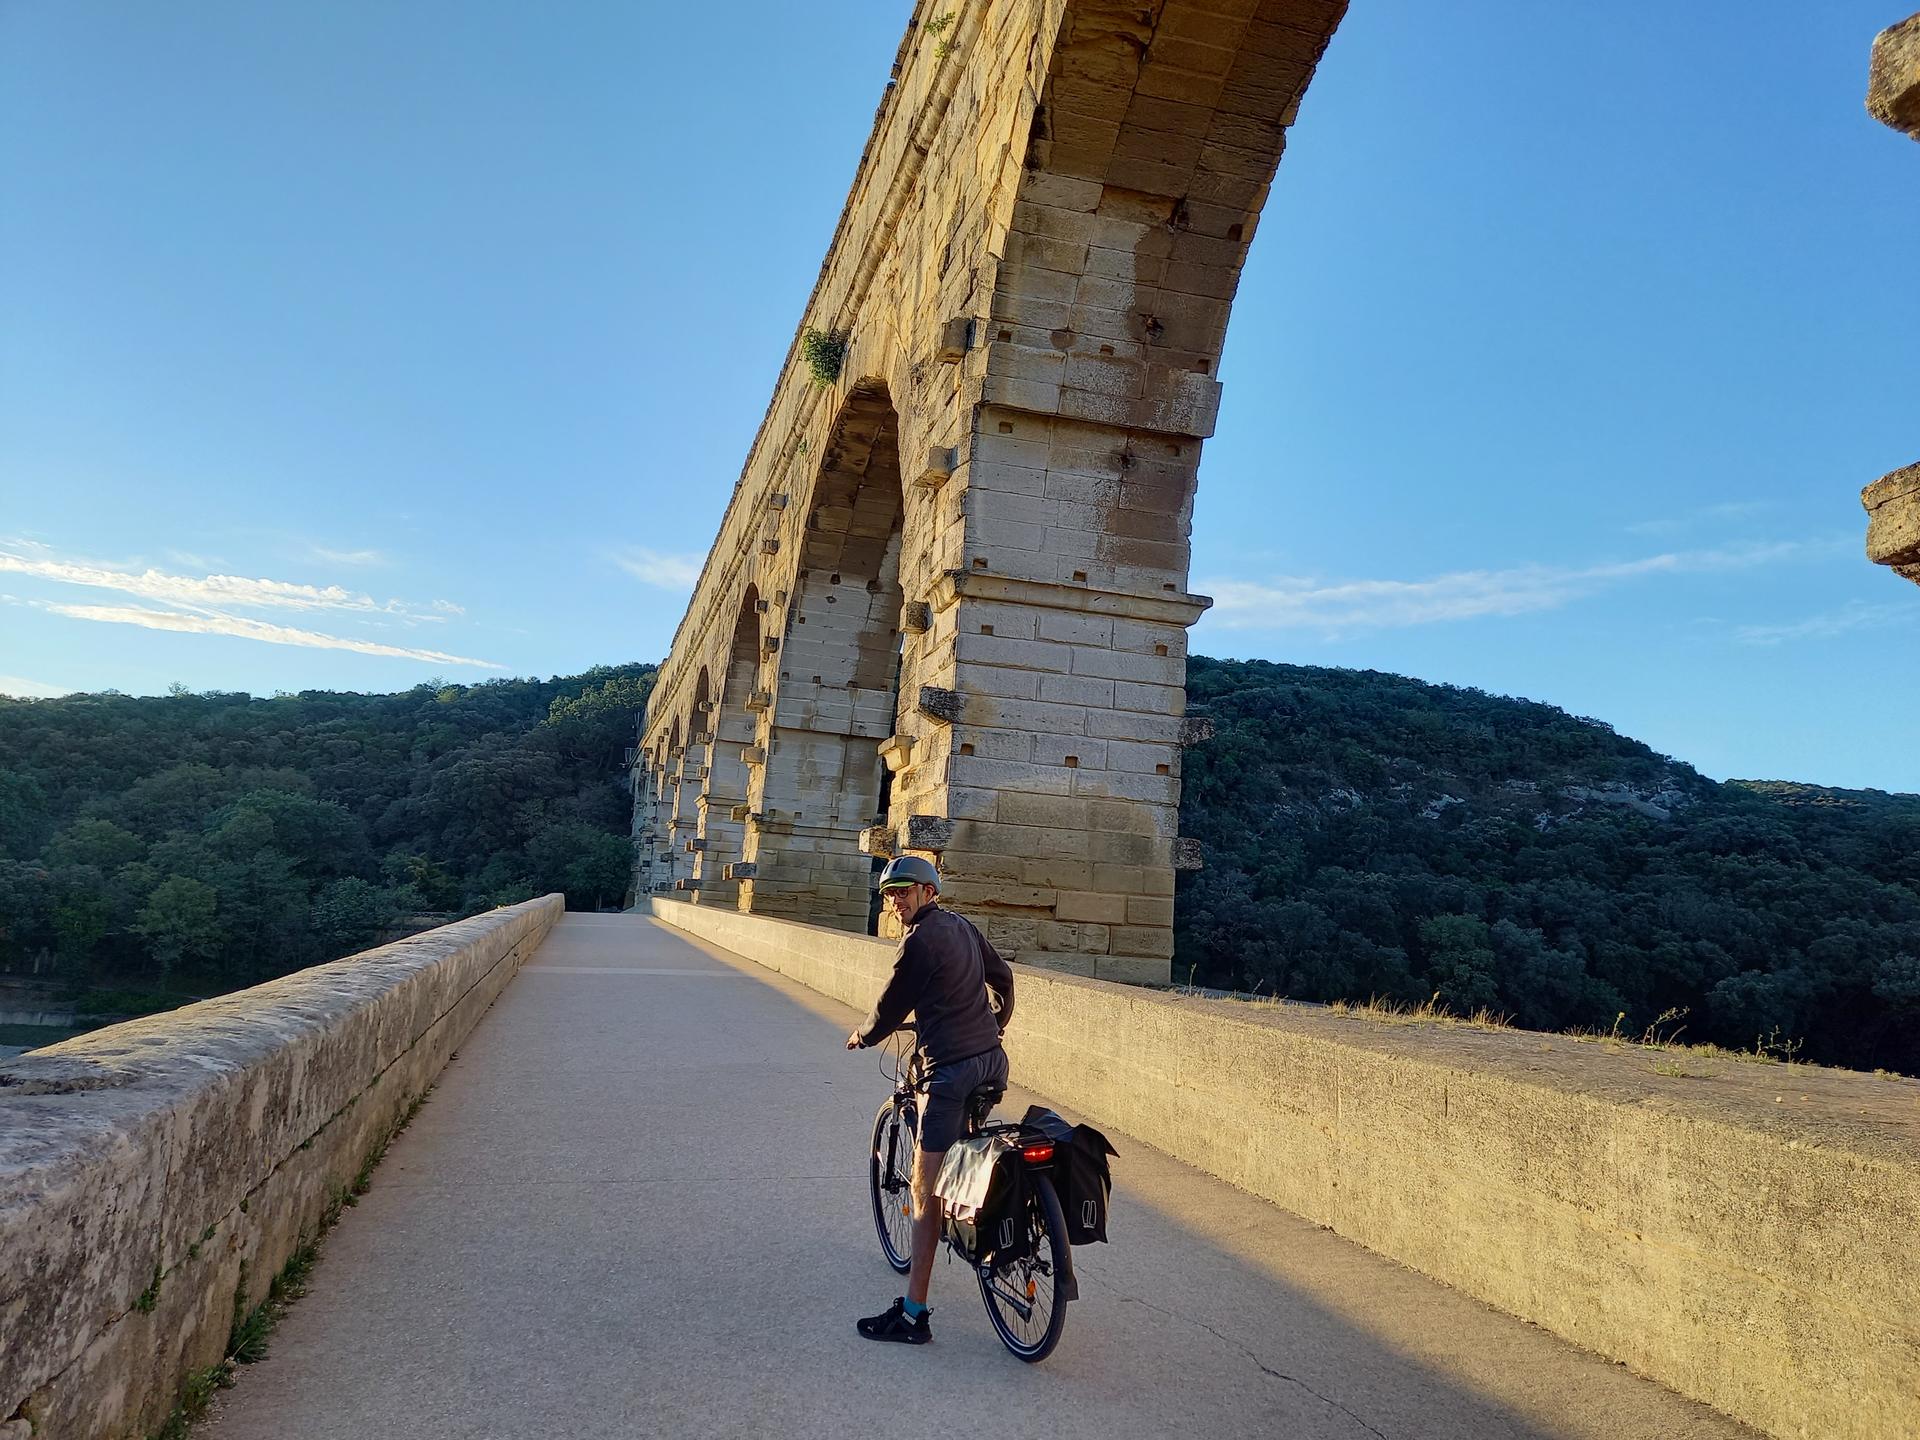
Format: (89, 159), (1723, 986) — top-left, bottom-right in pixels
(856, 1297), (931, 1344)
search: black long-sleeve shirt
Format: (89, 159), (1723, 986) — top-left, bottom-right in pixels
(856, 904), (1014, 1063)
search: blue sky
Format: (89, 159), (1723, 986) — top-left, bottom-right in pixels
(2, 1), (1916, 792)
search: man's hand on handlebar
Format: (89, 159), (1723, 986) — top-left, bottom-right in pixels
(845, 1030), (864, 1050)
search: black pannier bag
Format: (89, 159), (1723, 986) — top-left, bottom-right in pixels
(1022, 1105), (1118, 1245)
(933, 1135), (1031, 1264)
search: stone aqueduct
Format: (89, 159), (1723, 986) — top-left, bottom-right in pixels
(634, 3), (1916, 970)
(632, 0), (1347, 980)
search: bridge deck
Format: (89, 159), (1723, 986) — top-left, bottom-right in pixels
(202, 913), (1751, 1439)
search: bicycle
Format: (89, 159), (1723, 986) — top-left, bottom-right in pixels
(866, 1022), (1075, 1361)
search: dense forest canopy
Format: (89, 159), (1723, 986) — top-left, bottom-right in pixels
(1175, 657), (1920, 1073)
(4, 655), (1915, 1074)
(0, 665), (654, 998)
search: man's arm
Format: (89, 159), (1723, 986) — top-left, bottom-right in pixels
(853, 940), (924, 1047)
(980, 929), (1015, 1033)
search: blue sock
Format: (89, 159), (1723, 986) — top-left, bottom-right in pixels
(902, 1298), (928, 1321)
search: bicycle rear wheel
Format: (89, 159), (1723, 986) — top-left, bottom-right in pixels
(978, 1170), (1070, 1361)
(868, 1096), (918, 1274)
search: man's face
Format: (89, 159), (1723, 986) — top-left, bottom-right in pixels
(882, 881), (933, 921)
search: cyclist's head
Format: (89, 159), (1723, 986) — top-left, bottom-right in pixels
(876, 855), (939, 917)
(876, 854), (939, 894)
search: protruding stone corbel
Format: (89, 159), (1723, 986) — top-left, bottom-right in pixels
(937, 316), (972, 364)
(904, 814), (955, 852)
(917, 445), (956, 490)
(761, 536), (780, 556)
(915, 686), (962, 723)
(729, 804), (751, 822)
(1868, 15), (1920, 137)
(754, 598), (771, 615)
(745, 688), (772, 711)
(900, 601), (932, 634)
(858, 826), (897, 858)
(877, 734), (914, 773)
(762, 636), (780, 654)
(674, 878), (701, 892)
(1864, 462), (1920, 583)
(1172, 837), (1204, 871)
(742, 746), (767, 765)
(767, 493), (789, 510)
(723, 862), (758, 881)
(1178, 716), (1216, 746)
(687, 838), (707, 853)
(694, 700), (714, 714)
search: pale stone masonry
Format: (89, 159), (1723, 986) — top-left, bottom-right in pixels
(635, 0), (1350, 980)
(1865, 15), (1920, 587)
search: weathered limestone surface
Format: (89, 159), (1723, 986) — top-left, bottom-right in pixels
(1868, 12), (1920, 138)
(1864, 17), (1920, 586)
(0, 896), (563, 1439)
(632, 0), (1351, 980)
(650, 896), (1920, 1440)
(1864, 463), (1920, 584)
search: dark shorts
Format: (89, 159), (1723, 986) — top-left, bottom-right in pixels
(917, 1046), (1010, 1154)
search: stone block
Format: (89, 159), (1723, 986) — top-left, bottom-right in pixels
(1109, 924), (1176, 959)
(901, 601), (933, 633)
(916, 685), (963, 723)
(1126, 895), (1176, 927)
(1178, 715), (1216, 745)
(1172, 836), (1205, 870)
(745, 689), (771, 710)
(1868, 15), (1920, 137)
(938, 315), (973, 363)
(942, 879), (1057, 909)
(904, 813), (957, 851)
(722, 862), (757, 881)
(1056, 890), (1128, 924)
(1863, 462), (1920, 571)
(918, 445), (957, 489)
(741, 747), (766, 766)
(857, 826), (896, 858)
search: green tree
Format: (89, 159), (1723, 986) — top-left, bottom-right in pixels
(136, 876), (222, 975)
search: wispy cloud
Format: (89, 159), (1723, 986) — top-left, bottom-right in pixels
(1734, 601), (1910, 646)
(1201, 541), (1823, 635)
(610, 545), (704, 590)
(38, 602), (505, 668)
(0, 674), (71, 699)
(0, 548), (418, 617)
(308, 545), (389, 567)
(2, 540), (501, 669)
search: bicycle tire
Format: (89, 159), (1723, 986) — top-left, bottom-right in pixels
(978, 1169), (1070, 1362)
(868, 1096), (917, 1274)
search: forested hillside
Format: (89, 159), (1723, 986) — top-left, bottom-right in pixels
(0, 665), (653, 998)
(6, 654), (1915, 1074)
(1175, 657), (1920, 1073)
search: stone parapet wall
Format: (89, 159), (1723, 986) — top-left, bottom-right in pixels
(0, 896), (564, 1439)
(649, 897), (1920, 1440)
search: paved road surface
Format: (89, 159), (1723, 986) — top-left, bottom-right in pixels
(203, 913), (1754, 1440)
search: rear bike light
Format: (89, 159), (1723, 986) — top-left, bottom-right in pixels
(1019, 1142), (1054, 1163)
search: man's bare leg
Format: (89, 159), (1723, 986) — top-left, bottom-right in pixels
(907, 1146), (946, 1306)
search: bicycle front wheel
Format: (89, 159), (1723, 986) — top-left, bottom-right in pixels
(868, 1096), (918, 1274)
(978, 1170), (1070, 1362)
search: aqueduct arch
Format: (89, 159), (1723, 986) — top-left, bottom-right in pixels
(637, 0), (1347, 981)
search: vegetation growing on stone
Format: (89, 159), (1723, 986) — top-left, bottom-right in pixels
(1175, 657), (1920, 1074)
(800, 327), (850, 388)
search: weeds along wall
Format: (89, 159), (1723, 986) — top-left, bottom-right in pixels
(0, 895), (565, 1440)
(647, 896), (1920, 1440)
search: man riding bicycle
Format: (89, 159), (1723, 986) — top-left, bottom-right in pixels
(844, 854), (1015, 1345)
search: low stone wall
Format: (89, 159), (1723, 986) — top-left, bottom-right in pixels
(0, 896), (564, 1440)
(649, 897), (1920, 1440)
